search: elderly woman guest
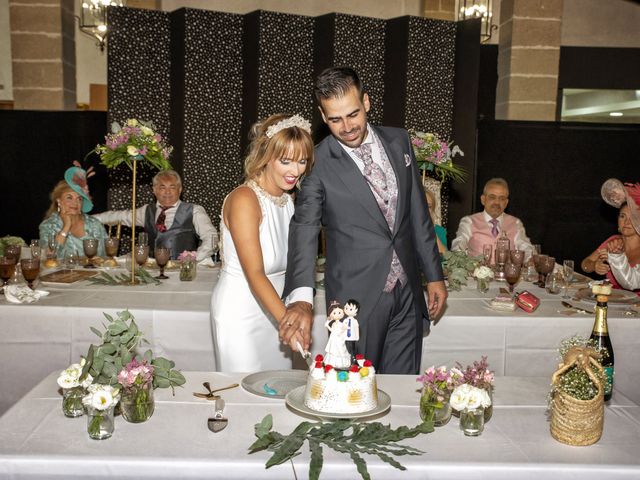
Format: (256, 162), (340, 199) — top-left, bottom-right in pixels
(39, 165), (107, 259)
(581, 179), (640, 294)
(210, 114), (314, 372)
(425, 190), (447, 253)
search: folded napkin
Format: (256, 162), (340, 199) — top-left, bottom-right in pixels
(4, 285), (50, 304)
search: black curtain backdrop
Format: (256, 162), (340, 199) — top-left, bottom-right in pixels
(476, 120), (640, 275)
(0, 110), (108, 241)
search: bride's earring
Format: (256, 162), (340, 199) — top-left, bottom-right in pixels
(57, 203), (61, 213)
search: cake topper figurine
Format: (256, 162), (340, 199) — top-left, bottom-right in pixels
(324, 301), (351, 369)
(343, 299), (360, 342)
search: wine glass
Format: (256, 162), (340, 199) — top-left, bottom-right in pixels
(563, 260), (574, 283)
(138, 232), (149, 247)
(105, 237), (120, 260)
(545, 271), (562, 294)
(30, 239), (42, 260)
(510, 249), (525, 267)
(504, 262), (521, 296)
(65, 249), (79, 269)
(533, 254), (548, 286)
(154, 247), (170, 279)
(20, 259), (40, 290)
(482, 244), (493, 266)
(134, 245), (149, 268)
(0, 256), (16, 293)
(47, 235), (58, 259)
(82, 238), (99, 268)
(5, 244), (21, 263)
(540, 256), (556, 286)
(211, 233), (220, 264)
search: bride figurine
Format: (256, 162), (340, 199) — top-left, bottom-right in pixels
(324, 301), (351, 369)
(343, 299), (360, 342)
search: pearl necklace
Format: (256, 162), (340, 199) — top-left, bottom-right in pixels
(247, 180), (290, 208)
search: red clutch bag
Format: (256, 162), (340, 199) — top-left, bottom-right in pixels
(515, 290), (540, 313)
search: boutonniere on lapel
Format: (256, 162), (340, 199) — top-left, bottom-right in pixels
(404, 154), (411, 167)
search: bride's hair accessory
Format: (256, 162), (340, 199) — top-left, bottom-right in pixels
(265, 114), (311, 138)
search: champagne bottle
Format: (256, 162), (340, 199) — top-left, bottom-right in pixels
(589, 294), (614, 401)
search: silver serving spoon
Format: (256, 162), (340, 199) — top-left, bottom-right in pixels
(207, 398), (228, 433)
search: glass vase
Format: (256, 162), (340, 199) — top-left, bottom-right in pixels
(179, 260), (197, 281)
(459, 407), (484, 436)
(120, 383), (155, 423)
(476, 277), (490, 293)
(62, 386), (85, 418)
(483, 387), (493, 423)
(419, 388), (452, 427)
(86, 405), (115, 440)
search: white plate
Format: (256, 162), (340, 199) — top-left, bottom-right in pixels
(285, 385), (391, 420)
(241, 370), (307, 399)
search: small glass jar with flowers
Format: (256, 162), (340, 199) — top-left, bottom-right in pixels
(57, 359), (93, 417)
(178, 250), (197, 281)
(416, 365), (462, 426)
(455, 356), (495, 422)
(82, 384), (120, 440)
(118, 359), (155, 423)
(450, 383), (492, 436)
(473, 265), (494, 294)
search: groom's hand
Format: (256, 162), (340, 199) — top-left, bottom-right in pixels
(280, 301), (313, 351)
(426, 280), (447, 321)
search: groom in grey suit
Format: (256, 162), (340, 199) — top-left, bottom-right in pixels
(281, 67), (447, 374)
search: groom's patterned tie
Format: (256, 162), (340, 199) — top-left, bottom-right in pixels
(354, 140), (406, 292)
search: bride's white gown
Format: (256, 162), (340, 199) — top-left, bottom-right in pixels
(211, 183), (294, 372)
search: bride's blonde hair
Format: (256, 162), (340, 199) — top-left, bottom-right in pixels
(244, 114), (314, 181)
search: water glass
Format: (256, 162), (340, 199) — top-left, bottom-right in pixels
(563, 260), (574, 283)
(482, 244), (493, 266)
(83, 238), (99, 268)
(65, 250), (79, 269)
(105, 237), (119, 259)
(30, 239), (42, 260)
(138, 232), (149, 247)
(510, 249), (525, 267)
(0, 256), (17, 292)
(20, 259), (40, 289)
(154, 247), (170, 279)
(134, 245), (149, 267)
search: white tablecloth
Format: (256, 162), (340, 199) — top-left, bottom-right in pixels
(0, 372), (639, 479)
(2, 269), (638, 416)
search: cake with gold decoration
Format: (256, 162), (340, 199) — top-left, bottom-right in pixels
(303, 353), (378, 414)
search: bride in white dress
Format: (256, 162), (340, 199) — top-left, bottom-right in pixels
(211, 114), (314, 372)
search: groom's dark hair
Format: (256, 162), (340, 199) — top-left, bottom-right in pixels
(314, 67), (364, 102)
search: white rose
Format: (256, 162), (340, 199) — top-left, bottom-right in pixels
(90, 390), (114, 410)
(141, 126), (154, 136)
(480, 388), (492, 407)
(127, 145), (139, 156)
(80, 374), (94, 389)
(57, 372), (77, 389)
(126, 119), (139, 127)
(473, 266), (494, 280)
(466, 387), (483, 410)
(450, 384), (471, 411)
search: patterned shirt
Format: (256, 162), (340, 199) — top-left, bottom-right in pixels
(39, 213), (108, 259)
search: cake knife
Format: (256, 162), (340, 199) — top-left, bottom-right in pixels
(296, 340), (312, 368)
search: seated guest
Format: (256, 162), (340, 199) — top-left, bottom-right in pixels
(93, 170), (217, 261)
(451, 177), (534, 258)
(39, 165), (108, 259)
(587, 179), (640, 294)
(425, 190), (447, 253)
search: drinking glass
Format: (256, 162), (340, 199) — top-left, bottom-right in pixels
(211, 233), (220, 264)
(134, 245), (149, 267)
(20, 259), (40, 290)
(30, 239), (42, 260)
(534, 254), (548, 286)
(0, 257), (16, 292)
(482, 244), (493, 266)
(510, 249), (525, 267)
(105, 237), (119, 259)
(154, 247), (170, 279)
(138, 232), (149, 247)
(504, 262), (521, 295)
(83, 238), (99, 268)
(540, 256), (556, 285)
(5, 244), (21, 263)
(47, 235), (58, 259)
(65, 249), (79, 269)
(545, 271), (562, 294)
(563, 260), (574, 283)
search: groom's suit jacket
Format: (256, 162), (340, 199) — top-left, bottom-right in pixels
(283, 125), (444, 330)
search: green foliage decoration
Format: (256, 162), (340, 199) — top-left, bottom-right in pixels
(249, 414), (433, 480)
(440, 250), (483, 291)
(80, 310), (186, 391)
(87, 267), (160, 286)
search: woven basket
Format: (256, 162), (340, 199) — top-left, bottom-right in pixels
(549, 352), (604, 446)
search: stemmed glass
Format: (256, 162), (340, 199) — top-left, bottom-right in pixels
(538, 256), (556, 287)
(211, 233), (220, 265)
(47, 235), (58, 259)
(510, 249), (525, 267)
(20, 259), (40, 290)
(83, 238), (99, 268)
(0, 257), (16, 293)
(482, 244), (493, 266)
(562, 260), (575, 299)
(5, 244), (21, 263)
(30, 239), (42, 260)
(154, 247), (170, 279)
(134, 245), (149, 268)
(504, 262), (521, 296)
(105, 237), (120, 260)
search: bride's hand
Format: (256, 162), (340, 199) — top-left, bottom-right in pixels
(279, 301), (313, 351)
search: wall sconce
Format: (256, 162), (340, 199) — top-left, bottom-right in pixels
(456, 0), (497, 42)
(77, 0), (125, 52)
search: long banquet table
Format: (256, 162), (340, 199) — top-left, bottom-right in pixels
(1, 266), (639, 416)
(0, 371), (639, 479)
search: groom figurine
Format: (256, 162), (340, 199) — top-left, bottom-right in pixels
(281, 67), (447, 374)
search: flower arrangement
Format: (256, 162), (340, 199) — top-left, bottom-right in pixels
(456, 356), (495, 391)
(83, 384), (121, 439)
(440, 250), (483, 291)
(417, 366), (463, 425)
(473, 266), (494, 280)
(93, 119), (172, 171)
(449, 383), (492, 412)
(177, 250), (197, 263)
(58, 359), (94, 417)
(408, 129), (466, 183)
(0, 236), (26, 257)
(118, 358), (155, 423)
(551, 335), (606, 401)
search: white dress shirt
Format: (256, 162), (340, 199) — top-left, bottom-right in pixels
(93, 200), (217, 261)
(451, 211), (534, 259)
(608, 252), (640, 290)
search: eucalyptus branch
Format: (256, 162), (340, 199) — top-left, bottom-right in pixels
(87, 267), (160, 286)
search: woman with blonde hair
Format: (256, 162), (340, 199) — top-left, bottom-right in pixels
(210, 114), (314, 372)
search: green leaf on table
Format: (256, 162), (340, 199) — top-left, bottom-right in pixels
(168, 370), (186, 386)
(255, 414), (273, 438)
(308, 438), (323, 480)
(90, 326), (103, 339)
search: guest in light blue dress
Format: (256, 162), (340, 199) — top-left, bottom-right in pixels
(39, 167), (107, 259)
